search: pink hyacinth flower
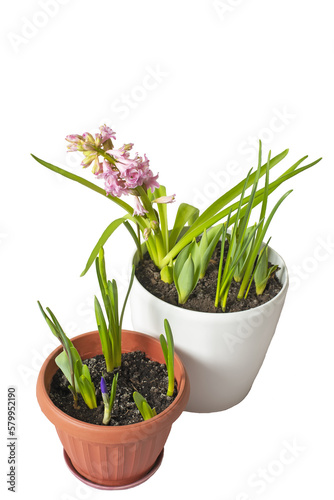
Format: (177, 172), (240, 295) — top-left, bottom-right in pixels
(65, 134), (83, 143)
(152, 194), (176, 204)
(104, 173), (127, 197)
(124, 166), (144, 189)
(143, 171), (160, 192)
(100, 125), (116, 143)
(133, 196), (148, 216)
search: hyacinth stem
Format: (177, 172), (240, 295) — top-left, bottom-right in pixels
(137, 186), (166, 266)
(96, 148), (117, 167)
(136, 223), (143, 260)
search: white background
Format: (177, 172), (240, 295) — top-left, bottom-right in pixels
(1, 1), (334, 499)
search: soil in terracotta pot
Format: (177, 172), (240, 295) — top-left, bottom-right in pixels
(49, 351), (177, 426)
(135, 240), (283, 313)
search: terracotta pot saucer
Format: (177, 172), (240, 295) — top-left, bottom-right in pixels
(63, 448), (164, 490)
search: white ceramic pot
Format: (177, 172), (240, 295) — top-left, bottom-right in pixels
(130, 246), (289, 413)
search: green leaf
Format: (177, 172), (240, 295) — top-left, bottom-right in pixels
(174, 253), (195, 304)
(173, 241), (192, 279)
(74, 360), (97, 409)
(94, 296), (113, 372)
(55, 347), (81, 392)
(254, 244), (278, 295)
(79, 375), (97, 409)
(120, 265), (135, 331)
(30, 154), (138, 218)
(234, 224), (256, 281)
(123, 221), (142, 258)
(160, 334), (168, 366)
(133, 392), (157, 420)
(109, 372), (119, 409)
(238, 190), (292, 299)
(163, 319), (174, 396)
(160, 264), (173, 284)
(82, 364), (92, 383)
(169, 203), (200, 252)
(38, 303), (78, 402)
(81, 216), (131, 277)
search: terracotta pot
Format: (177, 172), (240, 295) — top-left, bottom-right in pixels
(130, 245), (288, 413)
(36, 330), (190, 487)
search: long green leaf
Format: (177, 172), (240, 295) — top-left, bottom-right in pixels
(169, 203), (200, 251)
(161, 155), (321, 266)
(31, 154), (138, 217)
(160, 335), (168, 366)
(163, 319), (174, 396)
(120, 265), (135, 330)
(238, 190), (293, 298)
(81, 216), (130, 276)
(94, 296), (113, 371)
(186, 148), (288, 234)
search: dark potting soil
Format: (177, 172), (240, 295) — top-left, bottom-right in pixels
(49, 351), (177, 426)
(135, 240), (283, 313)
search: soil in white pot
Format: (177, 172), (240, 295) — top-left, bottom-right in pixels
(49, 351), (177, 426)
(135, 240), (282, 313)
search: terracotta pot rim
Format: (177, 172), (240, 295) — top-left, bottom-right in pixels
(37, 329), (189, 433)
(132, 244), (289, 316)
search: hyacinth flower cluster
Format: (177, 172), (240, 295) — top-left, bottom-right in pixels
(32, 126), (322, 307)
(66, 125), (161, 211)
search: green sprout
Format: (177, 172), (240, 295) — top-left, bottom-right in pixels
(173, 225), (222, 304)
(133, 392), (157, 420)
(160, 319), (175, 397)
(253, 242), (278, 295)
(100, 373), (118, 425)
(38, 302), (97, 409)
(94, 247), (135, 372)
